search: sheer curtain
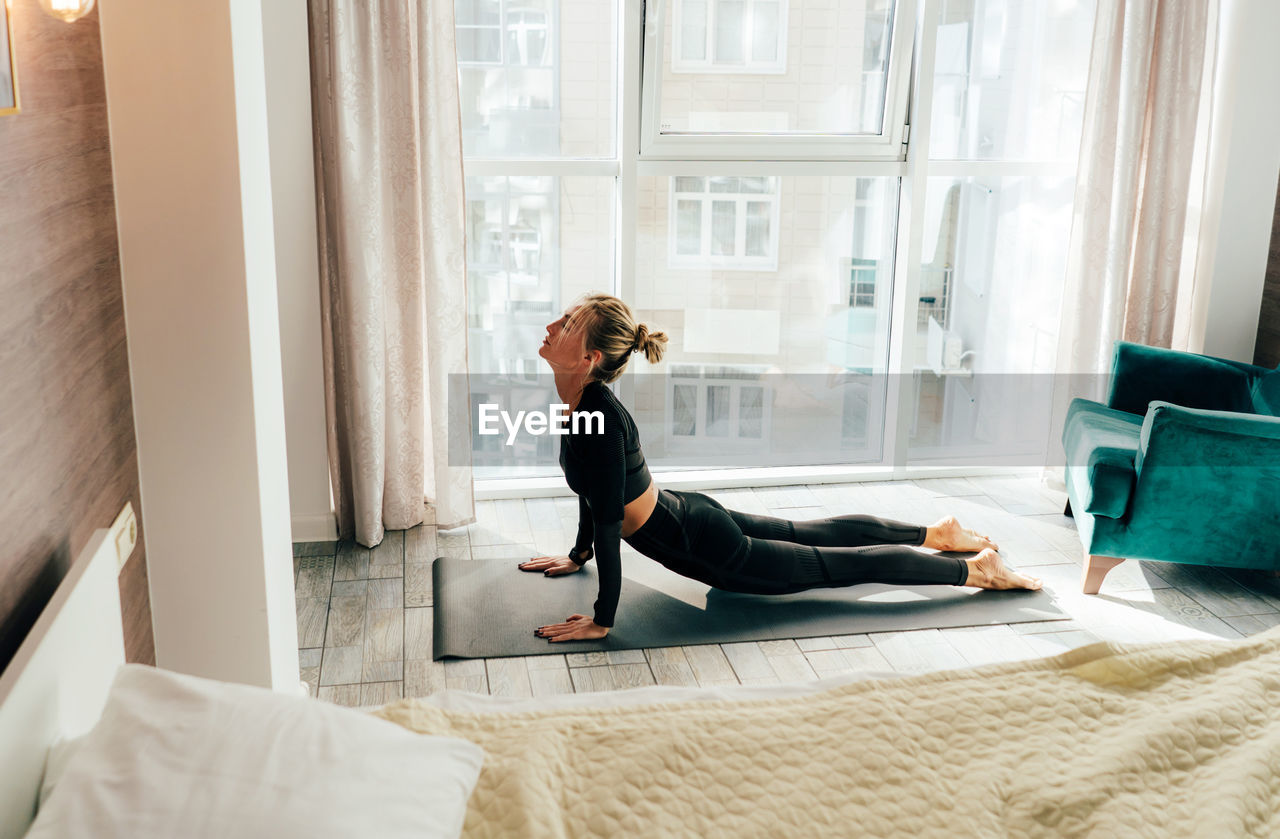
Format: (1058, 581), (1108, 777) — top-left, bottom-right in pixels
(309, 0), (475, 546)
(1046, 0), (1218, 476)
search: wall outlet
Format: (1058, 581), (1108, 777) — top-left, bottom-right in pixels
(110, 501), (138, 574)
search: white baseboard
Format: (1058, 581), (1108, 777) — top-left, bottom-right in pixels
(291, 513), (337, 543)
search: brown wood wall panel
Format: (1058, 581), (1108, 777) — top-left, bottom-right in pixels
(1256, 182), (1280, 368)
(0, 5), (152, 670)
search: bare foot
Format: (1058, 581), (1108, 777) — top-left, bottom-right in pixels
(965, 549), (1042, 591)
(927, 515), (999, 552)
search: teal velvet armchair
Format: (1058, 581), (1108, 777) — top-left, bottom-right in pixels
(1062, 341), (1280, 594)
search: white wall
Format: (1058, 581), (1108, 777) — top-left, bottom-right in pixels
(99, 0), (299, 690)
(261, 0), (335, 543)
(1196, 0), (1280, 362)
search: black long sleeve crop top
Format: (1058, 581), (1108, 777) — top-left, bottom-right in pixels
(558, 380), (652, 627)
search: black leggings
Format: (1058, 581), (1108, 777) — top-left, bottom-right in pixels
(624, 489), (969, 595)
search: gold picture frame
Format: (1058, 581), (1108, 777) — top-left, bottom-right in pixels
(0, 0), (18, 117)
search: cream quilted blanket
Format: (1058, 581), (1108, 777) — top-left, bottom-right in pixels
(375, 629), (1280, 838)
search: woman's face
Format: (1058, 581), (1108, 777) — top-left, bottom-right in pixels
(538, 305), (598, 373)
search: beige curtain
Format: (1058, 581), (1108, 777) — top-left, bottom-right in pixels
(1046, 0), (1217, 476)
(1055, 0), (1217, 376)
(309, 0), (475, 546)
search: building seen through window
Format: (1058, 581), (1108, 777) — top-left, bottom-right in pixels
(456, 0), (1096, 476)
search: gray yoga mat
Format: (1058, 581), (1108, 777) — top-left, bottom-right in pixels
(432, 554), (1069, 660)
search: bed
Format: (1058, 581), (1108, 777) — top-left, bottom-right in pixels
(5, 530), (1280, 838)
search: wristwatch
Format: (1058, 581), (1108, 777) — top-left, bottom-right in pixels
(568, 546), (594, 565)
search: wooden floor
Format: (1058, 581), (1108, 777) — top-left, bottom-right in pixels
(293, 476), (1280, 706)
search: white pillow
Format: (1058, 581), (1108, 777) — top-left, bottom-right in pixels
(25, 664), (483, 839)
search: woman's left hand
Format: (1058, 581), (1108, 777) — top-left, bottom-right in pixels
(535, 614), (609, 642)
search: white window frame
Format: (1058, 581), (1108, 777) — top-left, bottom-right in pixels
(641, 0), (918, 160)
(670, 0), (789, 75)
(667, 176), (781, 270)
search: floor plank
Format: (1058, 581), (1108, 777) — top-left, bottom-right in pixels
(369, 530), (404, 579)
(318, 684), (361, 707)
(294, 556), (335, 599)
(487, 657), (535, 698)
(766, 653), (818, 682)
(720, 642), (777, 683)
(318, 646), (362, 687)
(323, 588), (367, 649)
(681, 644), (739, 686)
(360, 682), (403, 706)
(570, 665), (618, 693)
(405, 524), (437, 564)
(295, 597), (329, 649)
(405, 562), (432, 607)
(940, 626), (1041, 667)
(299, 648), (322, 697)
(870, 630), (969, 674)
(334, 542), (370, 582)
(609, 662), (657, 689)
(529, 665), (575, 697)
(404, 658), (447, 698)
(646, 647), (699, 686)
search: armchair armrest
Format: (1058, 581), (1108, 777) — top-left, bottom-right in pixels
(1106, 341), (1260, 418)
(1136, 401), (1280, 473)
(1127, 402), (1280, 564)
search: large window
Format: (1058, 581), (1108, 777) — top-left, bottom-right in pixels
(456, 0), (1098, 482)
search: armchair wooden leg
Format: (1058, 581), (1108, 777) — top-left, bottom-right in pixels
(1082, 554), (1125, 595)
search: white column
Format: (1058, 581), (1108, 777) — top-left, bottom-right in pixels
(261, 0), (335, 543)
(99, 0), (299, 690)
(1194, 0), (1280, 362)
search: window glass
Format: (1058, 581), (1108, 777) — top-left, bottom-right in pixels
(744, 202), (771, 257)
(907, 175), (1075, 463)
(636, 175), (899, 468)
(673, 384), (698, 435)
(706, 385), (731, 435)
(661, 0), (895, 135)
(929, 0), (1095, 161)
(711, 202), (736, 256)
(676, 200), (703, 255)
(739, 387), (764, 438)
(455, 0), (616, 157)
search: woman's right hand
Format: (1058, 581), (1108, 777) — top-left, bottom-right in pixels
(518, 555), (583, 577)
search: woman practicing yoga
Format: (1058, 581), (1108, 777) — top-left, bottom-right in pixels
(520, 293), (1042, 642)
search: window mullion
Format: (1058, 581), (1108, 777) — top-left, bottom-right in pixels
(707, 0), (718, 64)
(617, 0), (641, 410)
(885, 0), (939, 475)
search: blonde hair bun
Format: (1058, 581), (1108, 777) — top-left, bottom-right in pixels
(569, 293), (669, 382)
